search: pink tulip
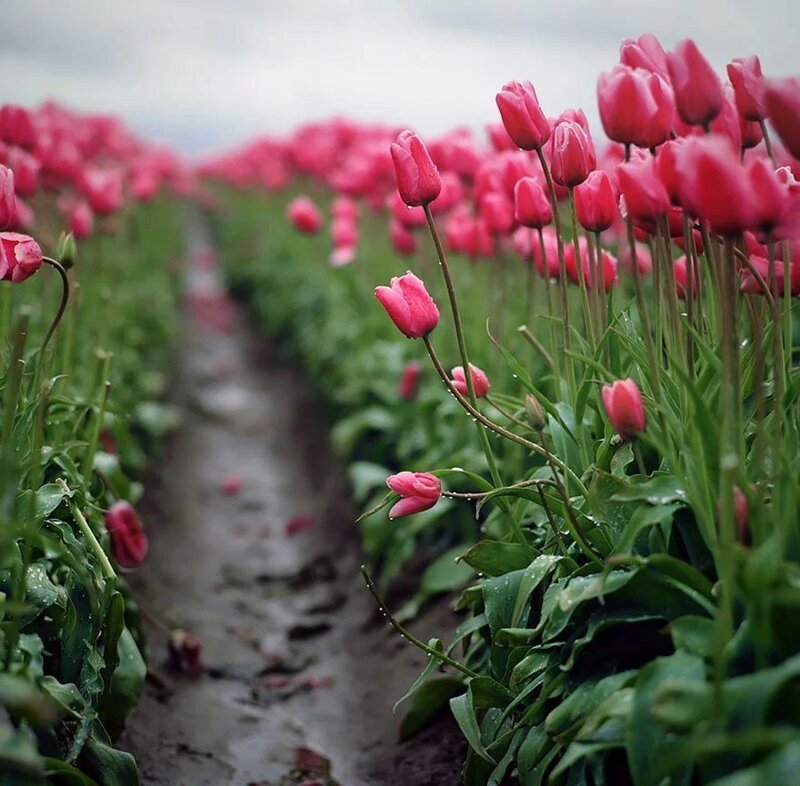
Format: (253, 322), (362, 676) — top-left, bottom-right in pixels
(398, 361), (422, 401)
(619, 34), (670, 78)
(617, 155), (670, 224)
(450, 364), (490, 398)
(0, 232), (42, 283)
(514, 176), (552, 228)
(0, 105), (37, 149)
(386, 471), (442, 519)
(479, 191), (516, 235)
(104, 501), (149, 569)
(375, 271), (439, 339)
(574, 170), (617, 231)
(727, 56), (766, 121)
(550, 120), (595, 187)
(765, 78), (800, 160)
(601, 378), (647, 439)
(390, 219), (417, 256)
(666, 39), (724, 127)
(495, 81), (550, 151)
(7, 147), (39, 198)
(0, 165), (17, 230)
(287, 196), (323, 234)
(390, 131), (441, 207)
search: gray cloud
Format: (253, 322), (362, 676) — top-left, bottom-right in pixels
(1, 0), (797, 156)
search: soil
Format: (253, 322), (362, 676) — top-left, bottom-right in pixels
(118, 222), (466, 785)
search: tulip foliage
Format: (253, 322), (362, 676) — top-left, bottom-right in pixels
(0, 102), (186, 784)
(205, 31), (800, 786)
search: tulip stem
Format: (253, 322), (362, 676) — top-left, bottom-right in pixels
(58, 479), (117, 581)
(423, 205), (509, 502)
(40, 257), (70, 362)
(633, 440), (648, 477)
(759, 120), (775, 164)
(360, 565), (479, 679)
(567, 188), (596, 348)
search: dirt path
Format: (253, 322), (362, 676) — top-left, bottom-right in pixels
(119, 223), (465, 785)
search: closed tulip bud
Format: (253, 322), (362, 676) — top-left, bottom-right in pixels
(331, 196), (358, 222)
(495, 81), (550, 151)
(716, 485), (753, 546)
(674, 137), (755, 235)
(602, 378), (646, 439)
(287, 196), (322, 234)
(514, 176), (552, 228)
(597, 65), (674, 149)
(550, 120), (595, 187)
(746, 158), (790, 234)
(617, 155), (670, 224)
(739, 115), (764, 151)
(727, 56), (766, 121)
(375, 271), (439, 339)
(386, 471), (442, 519)
(524, 394), (546, 431)
(674, 255), (700, 300)
(667, 39), (724, 127)
(56, 231), (77, 270)
(398, 361), (422, 401)
(765, 78), (800, 160)
(480, 191), (516, 235)
(331, 218), (358, 248)
(390, 131), (441, 207)
(450, 363), (490, 398)
(533, 226), (561, 278)
(390, 219), (417, 256)
(0, 165), (17, 230)
(78, 167), (123, 216)
(0, 232), (42, 283)
(619, 33), (670, 78)
(104, 501), (149, 569)
(574, 170), (617, 231)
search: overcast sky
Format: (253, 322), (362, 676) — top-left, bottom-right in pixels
(2, 1), (798, 157)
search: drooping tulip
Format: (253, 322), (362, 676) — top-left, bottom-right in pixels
(104, 501), (149, 569)
(390, 131), (442, 207)
(0, 232), (42, 283)
(495, 81), (550, 151)
(666, 39), (724, 127)
(375, 271), (439, 339)
(601, 378), (647, 439)
(450, 364), (490, 398)
(385, 471), (442, 519)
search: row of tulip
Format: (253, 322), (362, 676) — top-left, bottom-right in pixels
(0, 101), (187, 784)
(204, 32), (800, 785)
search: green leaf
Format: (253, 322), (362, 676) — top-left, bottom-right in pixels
(708, 742), (800, 786)
(610, 472), (688, 505)
(399, 677), (464, 741)
(451, 690), (496, 764)
(460, 540), (535, 577)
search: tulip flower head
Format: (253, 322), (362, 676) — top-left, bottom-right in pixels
(514, 176), (553, 228)
(450, 363), (490, 398)
(0, 165), (17, 230)
(287, 196), (323, 234)
(765, 77), (800, 160)
(390, 131), (442, 207)
(104, 501), (149, 569)
(495, 80), (551, 151)
(574, 170), (617, 232)
(727, 56), (766, 121)
(386, 471), (442, 519)
(550, 119), (596, 187)
(375, 271), (439, 339)
(398, 360), (422, 401)
(666, 39), (724, 127)
(601, 378), (647, 439)
(0, 232), (42, 283)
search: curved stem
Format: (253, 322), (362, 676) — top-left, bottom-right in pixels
(360, 565), (479, 679)
(40, 257), (70, 359)
(423, 336), (589, 499)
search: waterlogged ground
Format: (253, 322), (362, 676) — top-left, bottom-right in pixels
(118, 223), (465, 785)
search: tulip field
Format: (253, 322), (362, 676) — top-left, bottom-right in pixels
(2, 30), (800, 786)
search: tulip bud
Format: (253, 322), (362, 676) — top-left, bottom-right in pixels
(0, 232), (42, 283)
(0, 105), (37, 149)
(390, 131), (442, 207)
(375, 271), (439, 339)
(765, 77), (800, 160)
(0, 165), (17, 230)
(574, 170), (617, 232)
(495, 81), (550, 151)
(601, 378), (646, 439)
(398, 361), (422, 401)
(674, 255), (700, 300)
(57, 231), (77, 270)
(386, 471), (442, 519)
(514, 176), (552, 228)
(619, 33), (670, 78)
(666, 39), (724, 128)
(104, 501), (149, 569)
(7, 147), (39, 198)
(727, 56), (766, 121)
(549, 120), (596, 187)
(287, 196), (322, 234)
(390, 219), (417, 256)
(450, 364), (490, 398)
(479, 191), (516, 235)
(524, 394), (546, 431)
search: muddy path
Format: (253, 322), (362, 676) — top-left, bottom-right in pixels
(119, 223), (465, 785)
